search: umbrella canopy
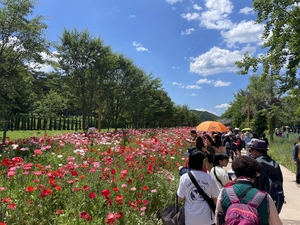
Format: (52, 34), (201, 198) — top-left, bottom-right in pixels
(242, 128), (252, 131)
(196, 121), (229, 133)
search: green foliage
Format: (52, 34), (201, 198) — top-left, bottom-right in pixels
(0, 0), (49, 113)
(236, 0), (300, 93)
(190, 109), (219, 122)
(251, 110), (268, 136)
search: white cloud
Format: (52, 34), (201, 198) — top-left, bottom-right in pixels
(166, 0), (182, 4)
(28, 51), (57, 73)
(129, 15), (136, 18)
(172, 66), (182, 69)
(181, 12), (201, 21)
(190, 93), (197, 96)
(197, 78), (213, 84)
(172, 82), (185, 88)
(215, 103), (231, 108)
(132, 41), (149, 52)
(221, 20), (264, 47)
(189, 45), (256, 76)
(195, 108), (218, 115)
(181, 28), (195, 35)
(193, 4), (202, 10)
(214, 80), (232, 87)
(239, 7), (254, 15)
(200, 0), (234, 30)
(172, 82), (182, 85)
(186, 84), (201, 89)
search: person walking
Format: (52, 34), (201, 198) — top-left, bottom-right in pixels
(177, 150), (219, 225)
(249, 139), (285, 213)
(215, 156), (282, 225)
(210, 153), (229, 190)
(293, 136), (300, 188)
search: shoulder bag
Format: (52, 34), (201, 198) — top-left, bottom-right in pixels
(187, 171), (216, 213)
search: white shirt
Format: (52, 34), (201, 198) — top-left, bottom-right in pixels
(177, 170), (220, 225)
(209, 166), (230, 190)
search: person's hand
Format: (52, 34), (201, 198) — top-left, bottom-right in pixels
(294, 161), (298, 165)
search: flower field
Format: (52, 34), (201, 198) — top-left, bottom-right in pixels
(0, 128), (191, 225)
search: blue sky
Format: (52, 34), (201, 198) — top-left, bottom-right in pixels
(34, 0), (265, 116)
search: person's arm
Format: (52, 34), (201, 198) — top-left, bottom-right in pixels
(293, 145), (298, 164)
(177, 177), (185, 201)
(215, 191), (224, 225)
(268, 195), (283, 225)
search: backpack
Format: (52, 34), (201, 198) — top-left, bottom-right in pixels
(224, 187), (267, 225)
(260, 166), (285, 214)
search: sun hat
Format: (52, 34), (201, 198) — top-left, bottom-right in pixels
(248, 139), (268, 151)
(225, 131), (232, 137)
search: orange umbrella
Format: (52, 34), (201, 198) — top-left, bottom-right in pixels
(196, 121), (229, 133)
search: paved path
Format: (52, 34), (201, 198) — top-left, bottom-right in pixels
(224, 150), (300, 225)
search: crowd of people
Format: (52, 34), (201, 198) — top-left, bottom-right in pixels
(177, 128), (285, 225)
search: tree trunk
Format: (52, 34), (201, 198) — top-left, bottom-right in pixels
(98, 100), (102, 131)
(269, 116), (275, 142)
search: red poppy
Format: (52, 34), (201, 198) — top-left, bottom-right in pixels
(114, 212), (124, 220)
(40, 188), (52, 198)
(79, 211), (89, 219)
(25, 186), (36, 192)
(113, 187), (119, 192)
(142, 186), (148, 191)
(89, 192), (96, 199)
(0, 222), (7, 225)
(55, 210), (64, 215)
(115, 195), (123, 205)
(105, 212), (115, 224)
(82, 185), (90, 191)
(8, 203), (16, 209)
(1, 198), (10, 203)
(55, 185), (62, 191)
(71, 170), (78, 176)
(101, 189), (110, 198)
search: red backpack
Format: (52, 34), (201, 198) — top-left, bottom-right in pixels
(224, 186), (267, 225)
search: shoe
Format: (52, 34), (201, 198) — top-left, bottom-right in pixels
(297, 183), (300, 188)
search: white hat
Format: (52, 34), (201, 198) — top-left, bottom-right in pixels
(225, 131), (232, 137)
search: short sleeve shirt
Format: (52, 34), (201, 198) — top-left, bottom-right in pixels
(177, 170), (219, 225)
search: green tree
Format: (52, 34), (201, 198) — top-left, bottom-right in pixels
(0, 0), (48, 113)
(33, 89), (67, 133)
(55, 28), (108, 130)
(221, 89), (248, 128)
(251, 110), (268, 137)
(236, 1), (300, 95)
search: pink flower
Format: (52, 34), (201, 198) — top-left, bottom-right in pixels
(34, 149), (43, 155)
(151, 189), (157, 193)
(140, 206), (147, 211)
(7, 171), (15, 177)
(0, 187), (5, 191)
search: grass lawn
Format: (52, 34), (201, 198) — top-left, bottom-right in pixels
(0, 130), (73, 140)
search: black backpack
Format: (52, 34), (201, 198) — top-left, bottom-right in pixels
(260, 165), (284, 213)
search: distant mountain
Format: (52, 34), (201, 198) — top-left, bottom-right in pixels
(191, 110), (220, 122)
